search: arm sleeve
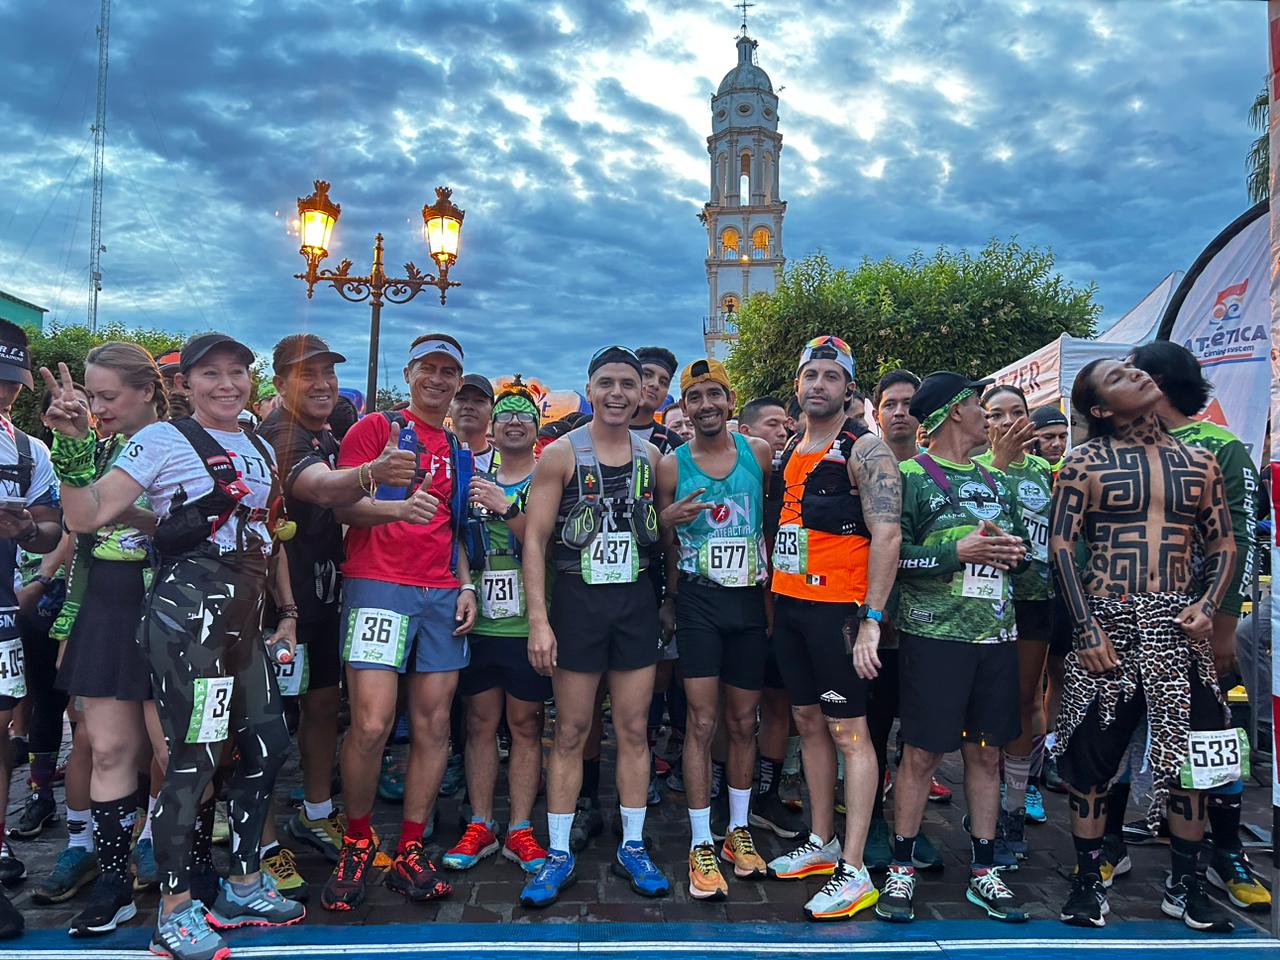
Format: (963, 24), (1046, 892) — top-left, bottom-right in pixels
(898, 470), (962, 578)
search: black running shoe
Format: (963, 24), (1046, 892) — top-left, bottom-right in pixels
(0, 843), (24, 888)
(8, 791), (57, 839)
(749, 789), (805, 840)
(1060, 873), (1108, 928)
(569, 797), (603, 853)
(1162, 874), (1234, 933)
(69, 872), (137, 937)
(385, 841), (452, 902)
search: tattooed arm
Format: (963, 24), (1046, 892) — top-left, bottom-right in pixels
(1049, 456), (1117, 673)
(849, 433), (902, 611)
(1175, 457), (1236, 641)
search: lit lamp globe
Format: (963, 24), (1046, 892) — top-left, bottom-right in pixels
(297, 180), (341, 260)
(422, 186), (465, 273)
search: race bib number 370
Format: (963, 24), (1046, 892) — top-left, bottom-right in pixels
(185, 677), (234, 744)
(345, 607), (409, 667)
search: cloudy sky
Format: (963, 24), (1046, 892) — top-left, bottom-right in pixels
(0, 0), (1266, 394)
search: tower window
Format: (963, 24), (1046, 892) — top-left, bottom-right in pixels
(739, 151), (751, 205)
(721, 294), (740, 315)
(721, 228), (739, 258)
(752, 227), (770, 258)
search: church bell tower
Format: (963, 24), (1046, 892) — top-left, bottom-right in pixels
(701, 15), (786, 360)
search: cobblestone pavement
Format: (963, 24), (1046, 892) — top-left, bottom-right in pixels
(7, 715), (1275, 937)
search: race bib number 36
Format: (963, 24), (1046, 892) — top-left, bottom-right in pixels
(185, 676), (234, 744)
(1180, 728), (1250, 790)
(345, 607), (409, 667)
(954, 563), (1004, 599)
(582, 532), (639, 585)
(0, 637), (25, 699)
(480, 569), (524, 620)
(773, 526), (807, 576)
(273, 644), (310, 698)
(699, 537), (756, 587)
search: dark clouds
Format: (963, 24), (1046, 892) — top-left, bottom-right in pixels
(0, 0), (1265, 391)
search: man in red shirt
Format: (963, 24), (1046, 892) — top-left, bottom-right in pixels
(321, 333), (478, 912)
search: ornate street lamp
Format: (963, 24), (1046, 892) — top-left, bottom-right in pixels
(292, 180), (465, 408)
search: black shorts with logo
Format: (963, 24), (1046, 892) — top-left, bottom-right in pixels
(550, 573), (660, 674)
(675, 577), (768, 691)
(771, 594), (866, 720)
(898, 633), (1020, 753)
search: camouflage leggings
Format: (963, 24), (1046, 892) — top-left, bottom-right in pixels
(142, 549), (290, 896)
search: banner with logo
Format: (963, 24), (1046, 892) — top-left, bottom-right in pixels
(1160, 203), (1270, 463)
(1267, 0), (1280, 815)
(988, 334), (1136, 415)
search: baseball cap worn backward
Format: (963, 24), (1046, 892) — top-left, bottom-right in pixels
(179, 333), (255, 373)
(679, 358), (732, 394)
(911, 371), (994, 434)
(272, 334), (346, 375)
(588, 345), (644, 379)
(797, 335), (855, 382)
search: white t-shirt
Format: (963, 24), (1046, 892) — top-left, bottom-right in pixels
(0, 418), (56, 507)
(117, 421), (275, 554)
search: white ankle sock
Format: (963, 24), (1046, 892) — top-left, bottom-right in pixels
(688, 807), (712, 848)
(304, 798), (334, 822)
(728, 786), (752, 831)
(547, 812), (574, 852)
(620, 805), (646, 844)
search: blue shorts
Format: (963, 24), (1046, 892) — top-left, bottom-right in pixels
(341, 578), (469, 674)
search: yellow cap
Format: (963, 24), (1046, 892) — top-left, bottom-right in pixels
(679, 358), (732, 394)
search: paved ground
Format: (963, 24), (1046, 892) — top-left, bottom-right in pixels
(6, 711), (1276, 938)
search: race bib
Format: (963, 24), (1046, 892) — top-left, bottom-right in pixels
(581, 532), (638, 585)
(1179, 728), (1251, 790)
(699, 537), (756, 587)
(185, 677), (234, 744)
(480, 568), (524, 620)
(953, 563), (1004, 599)
(773, 526), (808, 576)
(344, 607), (409, 667)
(1022, 510), (1049, 565)
(273, 643), (310, 697)
(0, 638), (25, 699)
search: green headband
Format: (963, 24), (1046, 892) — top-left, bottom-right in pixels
(493, 392), (539, 423)
(923, 387), (975, 434)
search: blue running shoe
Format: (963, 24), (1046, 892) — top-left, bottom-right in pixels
(440, 753), (466, 798)
(132, 838), (158, 891)
(207, 871), (305, 929)
(519, 849), (576, 908)
(150, 900), (228, 960)
(1025, 786), (1046, 824)
(612, 841), (670, 898)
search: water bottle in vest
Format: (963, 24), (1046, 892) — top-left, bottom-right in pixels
(456, 441), (475, 505)
(375, 422), (418, 500)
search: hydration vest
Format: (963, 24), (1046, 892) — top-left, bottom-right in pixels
(767, 417), (873, 539)
(554, 426), (658, 572)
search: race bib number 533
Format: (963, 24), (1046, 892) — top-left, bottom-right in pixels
(344, 607), (409, 667)
(1180, 728), (1250, 790)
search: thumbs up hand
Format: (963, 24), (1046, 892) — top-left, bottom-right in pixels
(370, 427), (418, 488)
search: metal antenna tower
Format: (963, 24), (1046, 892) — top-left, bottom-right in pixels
(88, 0), (112, 332)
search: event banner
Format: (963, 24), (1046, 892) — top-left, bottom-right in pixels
(1168, 210), (1271, 463)
(1268, 0), (1280, 813)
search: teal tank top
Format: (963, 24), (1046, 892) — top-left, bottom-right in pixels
(674, 432), (767, 587)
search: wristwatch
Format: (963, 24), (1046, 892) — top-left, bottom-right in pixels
(459, 582), (478, 595)
(856, 605), (884, 623)
(501, 501), (521, 521)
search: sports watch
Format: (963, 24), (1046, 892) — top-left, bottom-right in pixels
(856, 605), (884, 623)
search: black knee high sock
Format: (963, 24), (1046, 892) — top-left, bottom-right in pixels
(1103, 782), (1129, 837)
(93, 792), (139, 879)
(1170, 835), (1201, 883)
(1207, 792), (1243, 853)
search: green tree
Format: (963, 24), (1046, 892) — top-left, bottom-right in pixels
(13, 322), (186, 436)
(726, 241), (1100, 404)
(1247, 83), (1268, 204)
(376, 385), (409, 411)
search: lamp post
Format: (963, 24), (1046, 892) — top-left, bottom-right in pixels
(293, 180), (465, 410)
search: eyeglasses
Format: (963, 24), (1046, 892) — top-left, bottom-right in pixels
(494, 410), (536, 424)
(803, 335), (851, 354)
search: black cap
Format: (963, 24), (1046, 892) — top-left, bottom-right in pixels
(179, 333), (255, 373)
(1030, 404), (1069, 429)
(910, 371), (994, 431)
(0, 321), (33, 389)
(272, 334), (346, 375)
(458, 373), (495, 402)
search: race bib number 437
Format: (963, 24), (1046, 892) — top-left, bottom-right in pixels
(344, 607), (409, 667)
(581, 532), (638, 585)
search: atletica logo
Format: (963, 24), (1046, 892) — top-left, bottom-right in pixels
(1184, 278), (1266, 361)
(1210, 279), (1247, 326)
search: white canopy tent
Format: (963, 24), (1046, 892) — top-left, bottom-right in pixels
(987, 333), (1138, 416)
